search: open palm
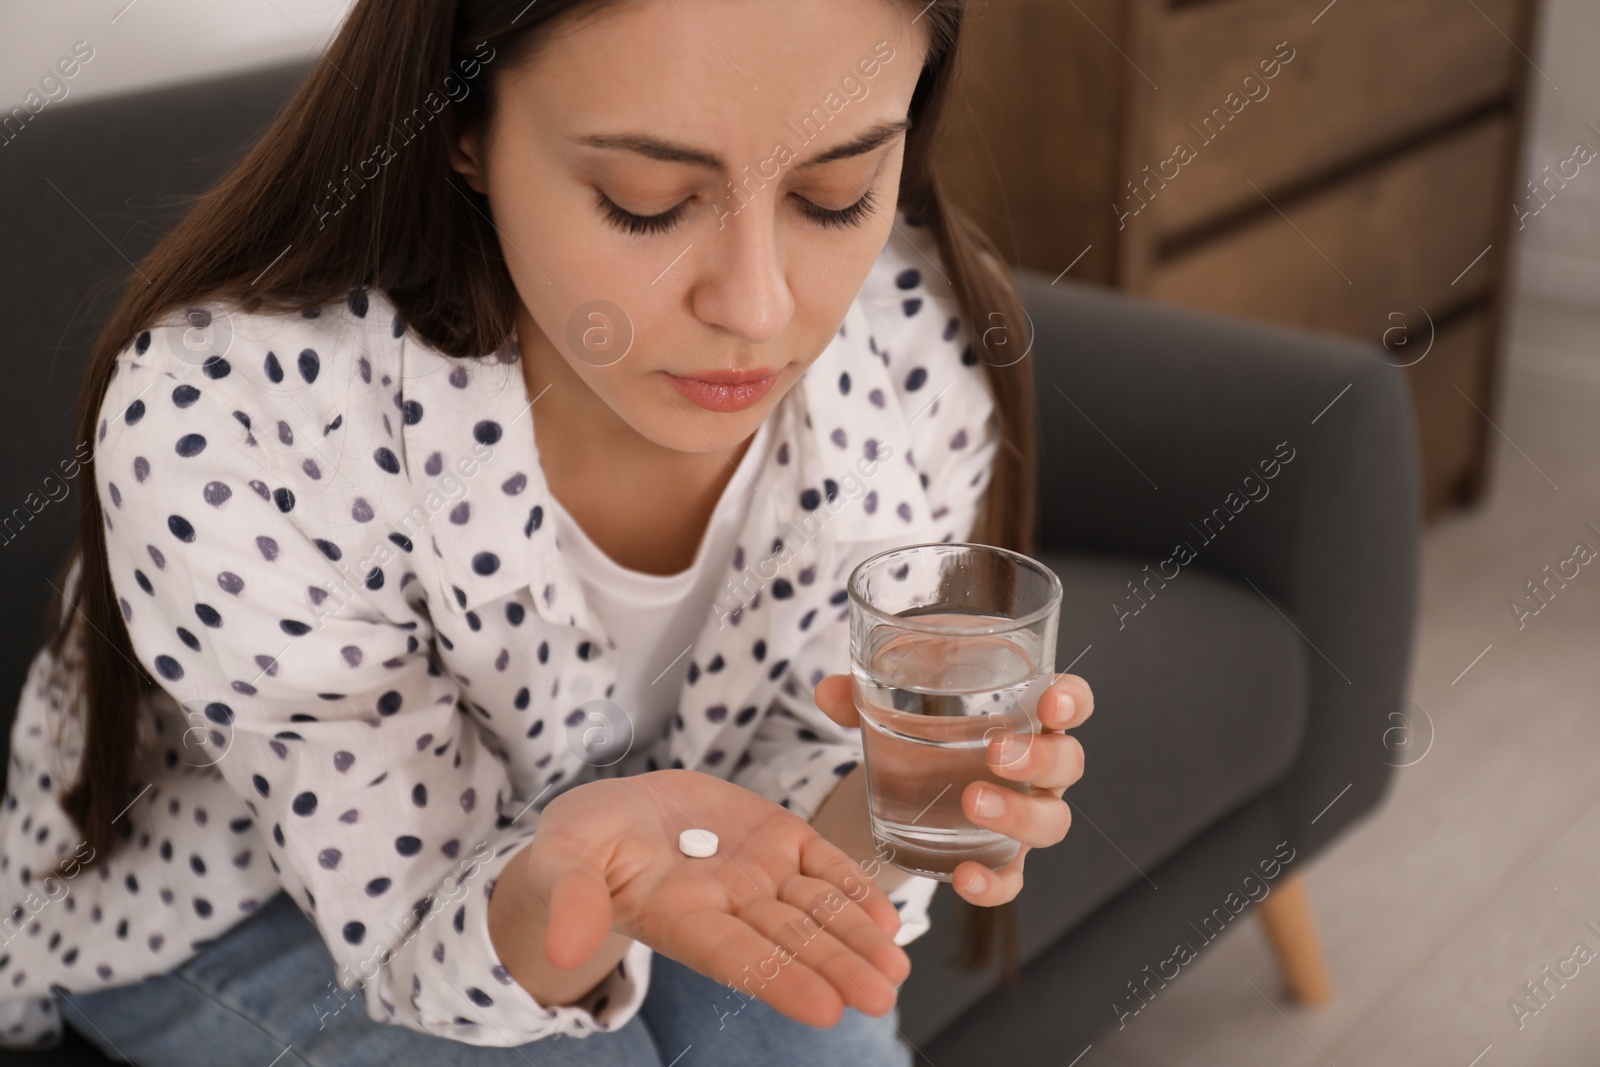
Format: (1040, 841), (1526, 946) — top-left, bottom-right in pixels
(522, 769), (910, 1028)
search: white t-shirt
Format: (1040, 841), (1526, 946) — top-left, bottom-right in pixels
(544, 417), (937, 945)
(545, 417), (773, 768)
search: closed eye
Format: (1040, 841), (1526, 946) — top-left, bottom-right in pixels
(595, 193), (689, 236)
(595, 187), (879, 236)
(797, 187), (878, 230)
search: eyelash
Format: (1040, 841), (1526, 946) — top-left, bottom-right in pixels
(596, 186), (879, 236)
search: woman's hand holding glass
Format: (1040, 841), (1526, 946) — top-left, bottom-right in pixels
(813, 672), (1093, 905)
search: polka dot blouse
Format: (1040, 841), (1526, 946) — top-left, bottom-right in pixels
(0, 209), (999, 1049)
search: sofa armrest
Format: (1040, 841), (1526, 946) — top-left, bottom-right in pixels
(1016, 272), (1423, 855)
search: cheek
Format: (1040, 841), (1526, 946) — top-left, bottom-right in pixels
(510, 220), (665, 407)
(581, 360), (659, 424)
(551, 314), (699, 447)
(555, 290), (641, 371)
(790, 210), (897, 315)
(481, 137), (637, 348)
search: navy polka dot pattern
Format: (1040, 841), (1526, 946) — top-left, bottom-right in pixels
(0, 209), (992, 1049)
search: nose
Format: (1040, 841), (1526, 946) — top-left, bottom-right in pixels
(688, 204), (794, 346)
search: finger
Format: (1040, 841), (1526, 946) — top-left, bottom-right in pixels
(542, 866), (615, 970)
(1042, 674), (1095, 729)
(777, 873), (911, 986)
(797, 832), (901, 941)
(738, 893), (901, 1017)
(670, 908), (847, 1028)
(811, 673), (862, 729)
(952, 844), (1029, 906)
(986, 730), (1085, 792)
(963, 781), (1071, 849)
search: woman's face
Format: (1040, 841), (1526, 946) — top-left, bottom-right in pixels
(450, 0), (928, 457)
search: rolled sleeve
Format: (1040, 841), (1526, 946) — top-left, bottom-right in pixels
(0, 997), (58, 1051)
(886, 875), (938, 947)
(409, 836), (654, 1040)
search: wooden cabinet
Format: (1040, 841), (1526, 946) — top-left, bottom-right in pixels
(933, 0), (1542, 520)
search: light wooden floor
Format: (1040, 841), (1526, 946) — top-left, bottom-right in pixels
(1088, 295), (1600, 1067)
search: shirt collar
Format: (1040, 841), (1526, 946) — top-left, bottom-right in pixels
(396, 221), (939, 623)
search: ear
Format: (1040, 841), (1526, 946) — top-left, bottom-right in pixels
(449, 129), (488, 194)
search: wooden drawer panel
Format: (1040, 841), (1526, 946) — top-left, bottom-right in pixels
(1141, 116), (1509, 339)
(1402, 311), (1492, 520)
(934, 0), (1127, 282)
(1125, 0), (1523, 236)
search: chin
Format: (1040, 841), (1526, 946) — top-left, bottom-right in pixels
(645, 397), (772, 455)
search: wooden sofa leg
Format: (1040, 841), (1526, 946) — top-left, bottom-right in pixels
(1256, 873), (1333, 1006)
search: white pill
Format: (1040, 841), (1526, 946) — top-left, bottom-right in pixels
(678, 828), (719, 858)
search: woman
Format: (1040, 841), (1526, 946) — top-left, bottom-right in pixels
(0, 0), (1093, 1063)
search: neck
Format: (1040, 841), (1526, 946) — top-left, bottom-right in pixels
(516, 306), (755, 574)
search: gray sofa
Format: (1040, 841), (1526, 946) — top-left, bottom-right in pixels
(0, 61), (1420, 1065)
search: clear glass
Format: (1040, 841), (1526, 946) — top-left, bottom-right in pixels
(848, 542), (1063, 881)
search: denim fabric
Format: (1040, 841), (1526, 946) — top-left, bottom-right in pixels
(56, 891), (912, 1067)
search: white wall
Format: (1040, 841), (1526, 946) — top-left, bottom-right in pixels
(1511, 0), (1600, 309)
(0, 1), (352, 110)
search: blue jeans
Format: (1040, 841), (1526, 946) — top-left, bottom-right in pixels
(59, 891), (912, 1066)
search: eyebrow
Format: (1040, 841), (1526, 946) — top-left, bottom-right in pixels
(571, 118), (912, 173)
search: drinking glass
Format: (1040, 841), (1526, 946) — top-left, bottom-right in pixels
(848, 542), (1062, 881)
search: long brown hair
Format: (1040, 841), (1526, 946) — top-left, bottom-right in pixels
(46, 0), (1036, 980)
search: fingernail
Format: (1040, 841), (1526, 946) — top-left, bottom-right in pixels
(1058, 691), (1076, 720)
(974, 785), (1004, 819)
(965, 869), (987, 893)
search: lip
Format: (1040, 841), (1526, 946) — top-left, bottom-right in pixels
(672, 366), (781, 385)
(664, 368), (781, 413)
